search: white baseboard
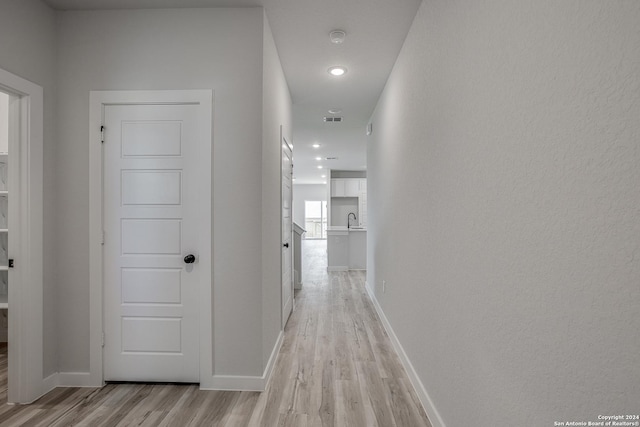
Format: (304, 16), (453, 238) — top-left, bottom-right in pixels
(43, 332), (284, 394)
(262, 330), (284, 388)
(57, 372), (96, 387)
(42, 372), (59, 392)
(40, 371), (97, 397)
(207, 375), (266, 391)
(202, 330), (284, 392)
(364, 281), (446, 427)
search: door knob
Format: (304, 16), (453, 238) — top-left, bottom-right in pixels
(184, 254), (196, 264)
(283, 243), (289, 248)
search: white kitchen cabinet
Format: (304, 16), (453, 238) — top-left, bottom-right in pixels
(331, 178), (363, 197)
(331, 179), (346, 197)
(345, 179), (360, 197)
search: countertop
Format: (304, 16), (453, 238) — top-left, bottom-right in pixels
(327, 226), (367, 232)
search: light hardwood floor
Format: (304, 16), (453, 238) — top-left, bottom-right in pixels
(0, 240), (431, 426)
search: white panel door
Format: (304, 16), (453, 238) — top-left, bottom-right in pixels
(282, 138), (293, 326)
(103, 104), (200, 382)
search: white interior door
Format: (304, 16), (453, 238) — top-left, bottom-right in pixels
(103, 104), (201, 382)
(282, 137), (293, 326)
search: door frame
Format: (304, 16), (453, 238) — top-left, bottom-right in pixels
(281, 132), (294, 328)
(89, 90), (213, 387)
(0, 67), (44, 403)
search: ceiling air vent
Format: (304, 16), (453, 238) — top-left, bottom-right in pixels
(323, 116), (343, 123)
(325, 157), (339, 160)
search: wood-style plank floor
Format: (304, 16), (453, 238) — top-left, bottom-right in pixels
(0, 240), (431, 426)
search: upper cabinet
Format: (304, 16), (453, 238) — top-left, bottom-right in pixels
(331, 178), (366, 198)
(345, 179), (360, 197)
(331, 178), (346, 197)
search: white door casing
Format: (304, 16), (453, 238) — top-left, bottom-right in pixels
(0, 67), (44, 404)
(282, 136), (293, 327)
(90, 90), (212, 386)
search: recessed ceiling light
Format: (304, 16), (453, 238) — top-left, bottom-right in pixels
(328, 108), (342, 115)
(312, 143), (320, 148)
(329, 30), (346, 44)
(321, 175), (326, 178)
(317, 165), (323, 169)
(322, 181), (327, 184)
(315, 157), (322, 161)
(328, 66), (347, 77)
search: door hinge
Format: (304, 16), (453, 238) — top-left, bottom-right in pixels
(101, 332), (105, 347)
(101, 230), (105, 245)
(100, 125), (105, 143)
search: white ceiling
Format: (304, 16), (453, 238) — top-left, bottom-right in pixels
(42, 0), (421, 184)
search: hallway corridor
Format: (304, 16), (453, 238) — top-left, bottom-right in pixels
(0, 243), (431, 426)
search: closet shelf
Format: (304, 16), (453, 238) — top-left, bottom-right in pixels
(0, 267), (8, 271)
(0, 294), (7, 309)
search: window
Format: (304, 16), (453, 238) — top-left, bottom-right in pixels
(304, 201), (327, 239)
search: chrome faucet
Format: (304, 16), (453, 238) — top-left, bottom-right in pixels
(348, 212), (357, 229)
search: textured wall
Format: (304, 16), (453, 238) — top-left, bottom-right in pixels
(368, 0), (640, 425)
(262, 11), (293, 368)
(56, 8), (266, 375)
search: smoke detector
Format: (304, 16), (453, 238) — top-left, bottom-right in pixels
(329, 30), (346, 44)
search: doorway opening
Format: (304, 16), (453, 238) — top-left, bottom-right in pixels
(0, 66), (44, 404)
(304, 200), (327, 239)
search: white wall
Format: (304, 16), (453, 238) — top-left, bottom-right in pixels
(292, 184), (327, 227)
(56, 8), (268, 376)
(368, 1), (640, 425)
(262, 11), (293, 367)
(0, 0), (58, 377)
